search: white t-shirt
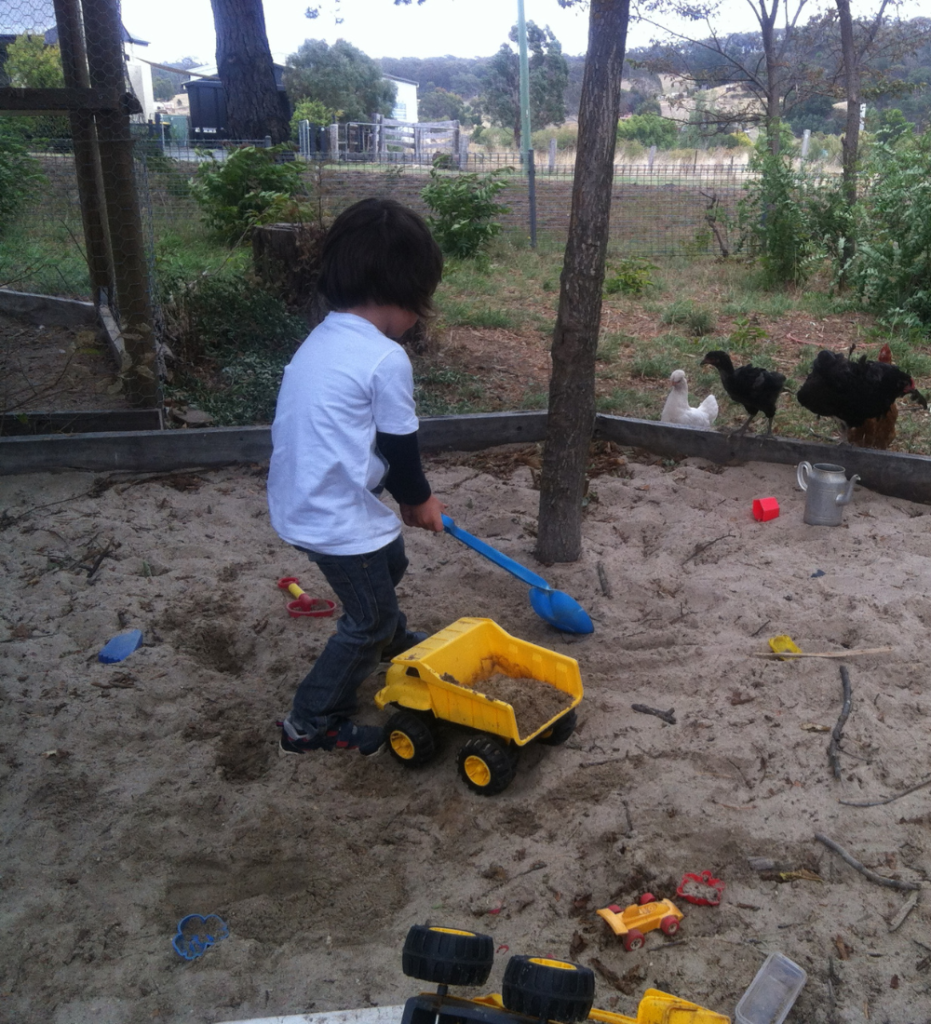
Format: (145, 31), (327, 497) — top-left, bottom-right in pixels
(267, 312), (419, 555)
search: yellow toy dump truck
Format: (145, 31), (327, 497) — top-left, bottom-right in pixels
(400, 923), (729, 1024)
(375, 617), (583, 796)
(597, 895), (685, 952)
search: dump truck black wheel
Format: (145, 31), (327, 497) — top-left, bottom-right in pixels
(386, 710), (437, 767)
(401, 925), (494, 986)
(536, 709), (578, 746)
(502, 955), (595, 1023)
(457, 735), (517, 795)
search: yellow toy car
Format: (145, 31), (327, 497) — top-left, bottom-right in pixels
(597, 894), (685, 952)
(375, 618), (583, 796)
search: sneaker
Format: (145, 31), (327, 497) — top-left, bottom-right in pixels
(279, 716), (386, 757)
(382, 630), (429, 661)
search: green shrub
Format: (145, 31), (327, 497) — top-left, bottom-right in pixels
(850, 133), (931, 328)
(289, 98), (332, 140)
(604, 257), (657, 296)
(190, 145), (306, 242)
(0, 130), (45, 234)
(616, 113), (679, 149)
(739, 138), (822, 286)
(421, 168), (512, 259)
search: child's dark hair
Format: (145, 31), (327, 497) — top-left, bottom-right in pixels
(318, 198), (443, 319)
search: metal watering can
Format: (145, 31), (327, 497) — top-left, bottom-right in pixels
(796, 462), (860, 526)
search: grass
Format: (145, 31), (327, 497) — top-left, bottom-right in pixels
(8, 182), (931, 455)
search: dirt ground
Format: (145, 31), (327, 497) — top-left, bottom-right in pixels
(0, 312), (133, 417)
(2, 451), (931, 1024)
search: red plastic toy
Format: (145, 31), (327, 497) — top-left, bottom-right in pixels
(277, 577), (336, 618)
(676, 870), (725, 906)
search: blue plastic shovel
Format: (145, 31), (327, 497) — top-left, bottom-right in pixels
(442, 514), (594, 634)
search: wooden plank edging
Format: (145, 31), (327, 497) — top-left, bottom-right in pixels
(595, 414), (931, 504)
(0, 410), (929, 506)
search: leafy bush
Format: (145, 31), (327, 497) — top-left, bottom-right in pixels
(604, 257), (657, 296)
(850, 132), (931, 327)
(289, 98), (332, 140)
(616, 114), (679, 149)
(0, 130), (45, 234)
(160, 265), (307, 425)
(739, 141), (822, 286)
(190, 145), (306, 242)
(421, 168), (511, 259)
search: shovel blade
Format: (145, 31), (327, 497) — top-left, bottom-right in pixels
(530, 587), (594, 634)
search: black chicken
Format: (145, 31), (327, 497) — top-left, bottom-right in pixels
(796, 348), (921, 442)
(700, 350), (787, 435)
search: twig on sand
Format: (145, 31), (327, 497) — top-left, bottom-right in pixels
(839, 773), (931, 808)
(596, 561), (613, 598)
(828, 666), (853, 779)
(888, 892), (920, 933)
(682, 532), (733, 566)
(631, 704), (676, 725)
(815, 833), (921, 891)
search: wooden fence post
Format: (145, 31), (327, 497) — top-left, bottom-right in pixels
(81, 0), (157, 407)
(52, 0), (114, 304)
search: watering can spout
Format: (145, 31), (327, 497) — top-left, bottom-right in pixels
(836, 474), (861, 506)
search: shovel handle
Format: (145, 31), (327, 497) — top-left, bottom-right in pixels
(442, 514), (551, 591)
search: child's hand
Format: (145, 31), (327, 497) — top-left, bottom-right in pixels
(400, 495), (446, 532)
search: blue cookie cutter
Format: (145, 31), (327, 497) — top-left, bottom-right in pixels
(173, 913), (229, 960)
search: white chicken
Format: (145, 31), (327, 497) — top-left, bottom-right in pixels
(660, 369), (718, 430)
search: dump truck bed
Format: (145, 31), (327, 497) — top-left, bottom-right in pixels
(374, 617), (583, 745)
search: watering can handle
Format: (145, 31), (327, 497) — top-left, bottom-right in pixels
(442, 514), (551, 591)
(797, 461), (812, 491)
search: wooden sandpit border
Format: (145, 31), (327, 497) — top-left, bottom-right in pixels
(1, 411), (930, 506)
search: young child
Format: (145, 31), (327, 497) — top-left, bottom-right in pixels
(267, 198), (446, 757)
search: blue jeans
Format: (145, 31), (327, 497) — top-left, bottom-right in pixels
(290, 534), (411, 731)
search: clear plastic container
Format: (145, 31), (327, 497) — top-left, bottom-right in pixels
(735, 952), (807, 1024)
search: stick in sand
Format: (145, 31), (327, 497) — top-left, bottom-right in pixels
(828, 665), (852, 780)
(815, 833), (921, 891)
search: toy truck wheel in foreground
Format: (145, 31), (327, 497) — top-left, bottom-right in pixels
(400, 923), (729, 1024)
(375, 618), (583, 796)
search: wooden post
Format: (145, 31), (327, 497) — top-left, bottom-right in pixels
(52, 0), (114, 303)
(81, 0), (157, 407)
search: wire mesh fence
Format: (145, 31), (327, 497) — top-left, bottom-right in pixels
(5, 139), (768, 302)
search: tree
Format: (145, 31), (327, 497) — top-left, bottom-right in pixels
(4, 34), (64, 88)
(481, 21), (569, 149)
(535, 0), (631, 563)
(638, 0), (818, 152)
(209, 0), (290, 143)
(283, 39), (395, 124)
(419, 87), (477, 124)
(151, 57), (202, 102)
(2, 34), (68, 142)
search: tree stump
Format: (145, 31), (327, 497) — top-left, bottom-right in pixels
(252, 222), (327, 327)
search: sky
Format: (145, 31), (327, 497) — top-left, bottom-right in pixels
(117, 0), (925, 68)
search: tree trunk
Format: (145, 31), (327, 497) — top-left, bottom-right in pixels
(535, 0), (629, 563)
(210, 0), (290, 143)
(836, 0), (860, 211)
(757, 0), (782, 153)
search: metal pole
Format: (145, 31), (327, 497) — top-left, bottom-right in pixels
(516, 0), (536, 247)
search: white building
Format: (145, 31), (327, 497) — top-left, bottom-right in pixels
(121, 27), (156, 123)
(384, 74), (418, 124)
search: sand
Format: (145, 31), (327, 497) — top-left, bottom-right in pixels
(1, 451), (930, 1024)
